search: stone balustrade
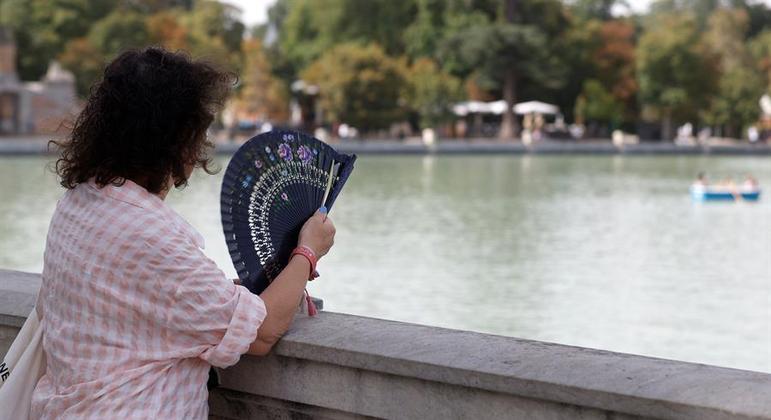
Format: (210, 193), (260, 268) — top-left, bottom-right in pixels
(1, 269), (769, 419)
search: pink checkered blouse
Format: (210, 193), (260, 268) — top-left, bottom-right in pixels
(31, 179), (267, 419)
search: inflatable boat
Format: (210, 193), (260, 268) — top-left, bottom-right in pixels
(690, 186), (761, 201)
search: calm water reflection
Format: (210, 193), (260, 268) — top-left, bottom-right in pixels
(1, 155), (769, 372)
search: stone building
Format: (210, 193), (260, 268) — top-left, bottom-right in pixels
(0, 26), (78, 135)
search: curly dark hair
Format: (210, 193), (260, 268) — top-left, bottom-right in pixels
(52, 47), (235, 194)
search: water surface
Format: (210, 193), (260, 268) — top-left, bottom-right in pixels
(1, 155), (769, 372)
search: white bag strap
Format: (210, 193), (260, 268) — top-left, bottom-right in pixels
(0, 309), (46, 420)
(0, 310), (40, 385)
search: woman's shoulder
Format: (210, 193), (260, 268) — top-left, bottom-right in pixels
(57, 182), (187, 247)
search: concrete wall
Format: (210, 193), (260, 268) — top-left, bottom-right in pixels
(2, 269), (770, 420)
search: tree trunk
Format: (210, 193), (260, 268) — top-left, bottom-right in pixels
(500, 0), (519, 141)
(661, 110), (672, 142)
(499, 70), (518, 141)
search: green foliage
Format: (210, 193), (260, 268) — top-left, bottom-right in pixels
(569, 0), (625, 21)
(183, 0), (244, 54)
(441, 24), (560, 90)
(440, 15), (566, 139)
(749, 30), (771, 91)
(0, 0), (116, 80)
(648, 0), (719, 29)
(59, 38), (105, 96)
(575, 79), (623, 125)
(436, 0), (567, 137)
(702, 67), (764, 134)
(302, 43), (406, 130)
(636, 14), (714, 125)
(403, 0), (447, 58)
(744, 1), (771, 38)
(279, 0), (416, 72)
(88, 10), (150, 57)
(404, 58), (463, 129)
(403, 0), (495, 59)
(2, 0), (770, 137)
(700, 8), (764, 134)
(555, 18), (637, 123)
(239, 39), (289, 122)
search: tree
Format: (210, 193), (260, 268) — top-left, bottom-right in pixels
(441, 24), (560, 139)
(749, 30), (771, 91)
(88, 9), (150, 58)
(403, 58), (462, 129)
(0, 0), (116, 80)
(403, 0), (446, 59)
(593, 20), (637, 114)
(702, 8), (764, 136)
(403, 0), (499, 61)
(147, 10), (189, 52)
(560, 18), (638, 126)
(252, 0), (289, 41)
(648, 0), (720, 29)
(123, 0), (193, 14)
(279, 0), (416, 72)
(703, 67), (764, 136)
(574, 79), (623, 131)
(180, 0), (244, 70)
(744, 0), (771, 38)
(51, 1), (247, 98)
(570, 0), (628, 21)
(301, 43), (406, 131)
(182, 1), (244, 54)
(59, 38), (105, 96)
(637, 14), (715, 140)
(438, 0), (566, 139)
(238, 38), (289, 123)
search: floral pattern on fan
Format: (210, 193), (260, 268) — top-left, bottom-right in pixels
(220, 130), (356, 294)
(278, 143), (292, 161)
(246, 162), (327, 281)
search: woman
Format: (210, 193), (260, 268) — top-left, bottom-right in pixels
(31, 47), (335, 418)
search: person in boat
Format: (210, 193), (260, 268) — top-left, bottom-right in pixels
(693, 172), (708, 187)
(33, 47), (336, 419)
(743, 175), (759, 191)
(714, 176), (737, 191)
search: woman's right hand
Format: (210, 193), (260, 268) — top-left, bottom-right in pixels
(298, 208), (336, 258)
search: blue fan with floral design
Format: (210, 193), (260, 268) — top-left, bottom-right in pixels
(221, 130), (356, 294)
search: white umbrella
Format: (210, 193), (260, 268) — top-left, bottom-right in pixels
(487, 100), (508, 115)
(513, 101), (559, 115)
(452, 101), (476, 116)
(453, 100), (508, 116)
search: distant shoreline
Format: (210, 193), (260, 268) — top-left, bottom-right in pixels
(1, 137), (770, 156)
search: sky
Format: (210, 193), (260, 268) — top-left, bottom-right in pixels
(226, 0), (771, 26)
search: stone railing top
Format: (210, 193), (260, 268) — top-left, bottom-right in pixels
(0, 269), (40, 327)
(274, 313), (771, 420)
(2, 269), (770, 420)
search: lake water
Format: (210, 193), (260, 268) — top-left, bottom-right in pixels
(1, 155), (769, 373)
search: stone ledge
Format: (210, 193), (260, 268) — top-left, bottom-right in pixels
(222, 312), (771, 420)
(0, 269), (40, 327)
(1, 269), (769, 420)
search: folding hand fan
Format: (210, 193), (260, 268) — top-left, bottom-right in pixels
(220, 130), (356, 295)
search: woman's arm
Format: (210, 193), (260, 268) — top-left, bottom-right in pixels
(248, 255), (310, 355)
(248, 210), (335, 356)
